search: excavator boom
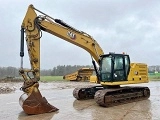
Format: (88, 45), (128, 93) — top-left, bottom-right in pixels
(19, 4), (103, 115)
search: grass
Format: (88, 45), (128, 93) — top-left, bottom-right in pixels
(39, 73), (160, 82)
(40, 76), (64, 82)
(148, 73), (160, 81)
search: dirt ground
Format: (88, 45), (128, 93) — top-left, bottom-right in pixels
(0, 80), (160, 120)
(0, 80), (96, 94)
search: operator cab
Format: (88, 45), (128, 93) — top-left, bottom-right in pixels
(99, 53), (130, 82)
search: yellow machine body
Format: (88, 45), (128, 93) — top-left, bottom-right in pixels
(101, 63), (148, 85)
(63, 68), (94, 81)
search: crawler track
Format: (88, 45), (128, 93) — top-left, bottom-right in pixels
(73, 86), (150, 107)
(94, 86), (150, 107)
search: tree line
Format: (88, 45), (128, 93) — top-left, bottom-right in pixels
(41, 65), (93, 76)
(0, 65), (93, 78)
(148, 65), (160, 73)
(0, 65), (157, 78)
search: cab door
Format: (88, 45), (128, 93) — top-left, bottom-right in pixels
(113, 54), (130, 81)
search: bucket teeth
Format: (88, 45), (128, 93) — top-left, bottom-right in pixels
(19, 87), (58, 115)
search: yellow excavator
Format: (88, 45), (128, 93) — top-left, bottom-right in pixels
(63, 68), (94, 81)
(19, 4), (150, 115)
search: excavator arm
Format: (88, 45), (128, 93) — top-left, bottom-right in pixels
(19, 4), (103, 115)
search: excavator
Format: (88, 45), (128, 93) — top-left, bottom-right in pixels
(19, 4), (150, 115)
(63, 68), (94, 81)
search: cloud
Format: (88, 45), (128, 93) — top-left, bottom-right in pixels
(0, 0), (160, 69)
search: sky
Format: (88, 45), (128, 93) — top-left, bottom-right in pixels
(0, 0), (160, 69)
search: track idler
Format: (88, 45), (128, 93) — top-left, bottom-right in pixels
(19, 82), (58, 115)
(73, 85), (104, 100)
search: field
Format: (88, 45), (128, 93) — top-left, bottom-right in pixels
(148, 73), (160, 80)
(39, 74), (160, 82)
(40, 76), (64, 82)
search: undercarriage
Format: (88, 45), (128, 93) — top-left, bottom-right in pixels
(73, 85), (150, 107)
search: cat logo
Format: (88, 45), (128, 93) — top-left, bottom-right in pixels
(67, 31), (76, 40)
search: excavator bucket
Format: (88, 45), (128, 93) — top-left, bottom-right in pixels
(19, 86), (58, 115)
